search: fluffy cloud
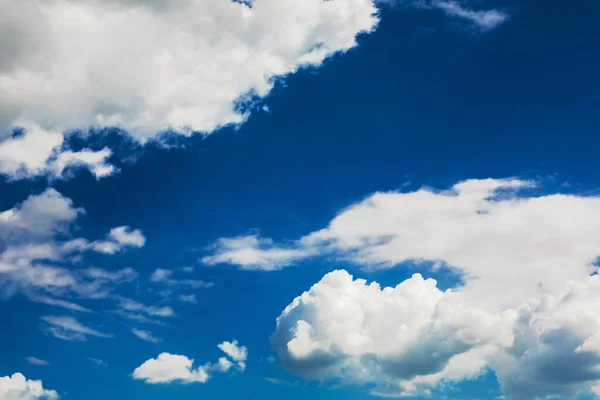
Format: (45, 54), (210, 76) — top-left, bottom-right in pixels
(0, 0), (379, 141)
(0, 125), (116, 180)
(41, 316), (113, 341)
(272, 270), (511, 396)
(0, 373), (58, 400)
(133, 339), (248, 384)
(209, 178), (600, 397)
(133, 353), (209, 384)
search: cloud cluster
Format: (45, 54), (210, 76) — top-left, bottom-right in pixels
(133, 339), (248, 384)
(0, 124), (116, 180)
(0, 189), (144, 313)
(0, 373), (58, 400)
(0, 0), (379, 141)
(208, 178), (600, 397)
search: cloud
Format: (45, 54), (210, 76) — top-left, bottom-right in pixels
(0, 189), (142, 306)
(0, 0), (379, 141)
(218, 339), (248, 371)
(150, 268), (213, 288)
(272, 270), (511, 396)
(206, 177), (600, 397)
(0, 373), (58, 400)
(131, 328), (162, 344)
(87, 358), (107, 367)
(91, 226), (146, 254)
(116, 297), (174, 318)
(133, 339), (248, 384)
(41, 316), (112, 341)
(431, 1), (508, 31)
(201, 234), (314, 271)
(133, 353), (209, 384)
(179, 294), (197, 303)
(0, 124), (116, 180)
(24, 358), (49, 366)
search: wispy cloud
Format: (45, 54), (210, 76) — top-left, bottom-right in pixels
(25, 357), (49, 366)
(41, 316), (112, 341)
(132, 328), (162, 344)
(432, 1), (509, 31)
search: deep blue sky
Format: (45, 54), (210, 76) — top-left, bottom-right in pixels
(1, 0), (600, 399)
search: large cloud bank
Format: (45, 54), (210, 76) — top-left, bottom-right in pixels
(0, 0), (378, 140)
(206, 178), (600, 398)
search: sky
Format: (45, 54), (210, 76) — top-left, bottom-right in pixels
(1, 0), (600, 399)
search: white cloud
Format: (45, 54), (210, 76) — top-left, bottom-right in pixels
(0, 373), (58, 400)
(201, 234), (314, 271)
(218, 339), (248, 371)
(150, 268), (213, 288)
(133, 353), (209, 384)
(91, 226), (146, 254)
(24, 358), (49, 366)
(0, 0), (379, 141)
(179, 294), (197, 303)
(0, 124), (117, 180)
(117, 297), (174, 318)
(431, 1), (508, 31)
(133, 339), (248, 384)
(272, 270), (511, 396)
(88, 358), (107, 367)
(206, 178), (600, 397)
(132, 328), (162, 344)
(41, 315), (112, 341)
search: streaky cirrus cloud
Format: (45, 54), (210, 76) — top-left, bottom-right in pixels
(133, 339), (248, 384)
(431, 1), (508, 31)
(0, 373), (58, 400)
(40, 316), (113, 341)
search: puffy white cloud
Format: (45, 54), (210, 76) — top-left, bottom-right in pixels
(0, 125), (116, 180)
(0, 0), (379, 141)
(201, 234), (315, 271)
(272, 270), (511, 396)
(41, 315), (113, 341)
(0, 373), (58, 400)
(133, 353), (209, 384)
(133, 339), (248, 384)
(218, 339), (248, 371)
(25, 357), (49, 366)
(131, 328), (162, 343)
(207, 178), (600, 397)
(91, 226), (146, 254)
(431, 1), (508, 31)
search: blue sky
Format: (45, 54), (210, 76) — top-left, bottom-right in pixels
(1, 0), (600, 399)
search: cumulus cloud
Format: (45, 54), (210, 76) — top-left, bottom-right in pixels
(206, 178), (600, 397)
(0, 125), (116, 180)
(272, 270), (511, 396)
(133, 339), (248, 384)
(133, 353), (209, 384)
(431, 1), (508, 31)
(131, 328), (162, 344)
(201, 234), (314, 271)
(41, 316), (112, 341)
(0, 373), (58, 400)
(0, 0), (379, 141)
